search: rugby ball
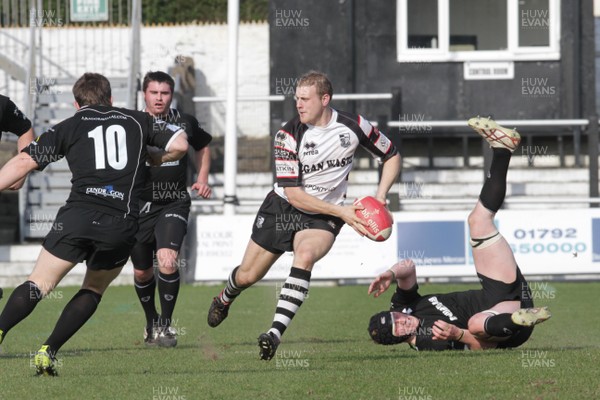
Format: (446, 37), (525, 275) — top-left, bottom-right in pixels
(353, 196), (393, 242)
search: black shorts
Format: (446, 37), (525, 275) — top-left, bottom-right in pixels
(476, 266), (532, 308)
(135, 198), (190, 249)
(43, 205), (137, 270)
(473, 267), (534, 349)
(251, 190), (344, 254)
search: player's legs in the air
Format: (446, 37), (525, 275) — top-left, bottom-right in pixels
(511, 306), (552, 326)
(468, 300), (551, 341)
(465, 118), (550, 341)
(258, 228), (336, 361)
(468, 116), (521, 152)
(467, 116), (521, 283)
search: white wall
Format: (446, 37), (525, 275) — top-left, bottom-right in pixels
(0, 22), (270, 138)
(140, 23), (270, 137)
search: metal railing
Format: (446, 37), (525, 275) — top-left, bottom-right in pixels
(388, 118), (593, 169)
(192, 93), (393, 103)
(388, 117), (599, 204)
(398, 198), (600, 205)
(188, 116), (599, 211)
(388, 119), (589, 128)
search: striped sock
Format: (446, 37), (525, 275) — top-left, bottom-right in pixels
(218, 266), (244, 304)
(268, 267), (311, 341)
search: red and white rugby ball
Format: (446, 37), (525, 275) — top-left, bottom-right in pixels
(353, 196), (393, 242)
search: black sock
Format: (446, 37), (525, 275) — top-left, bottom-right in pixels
(484, 313), (522, 337)
(269, 267), (311, 341)
(0, 281), (43, 337)
(134, 276), (159, 329)
(479, 148), (512, 212)
(158, 270), (180, 327)
(44, 289), (101, 355)
(219, 266), (245, 304)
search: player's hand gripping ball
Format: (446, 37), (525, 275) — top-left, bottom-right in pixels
(353, 196), (393, 242)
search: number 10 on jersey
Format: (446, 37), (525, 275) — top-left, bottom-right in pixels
(88, 125), (128, 170)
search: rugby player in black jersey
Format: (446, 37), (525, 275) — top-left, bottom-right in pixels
(0, 94), (35, 189)
(0, 73), (188, 375)
(0, 94), (35, 303)
(131, 71), (212, 347)
(368, 117), (551, 351)
(207, 70), (402, 360)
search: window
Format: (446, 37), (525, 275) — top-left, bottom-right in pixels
(407, 0), (439, 49)
(519, 0), (551, 47)
(397, 0), (560, 62)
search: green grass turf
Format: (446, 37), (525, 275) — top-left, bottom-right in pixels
(0, 282), (599, 400)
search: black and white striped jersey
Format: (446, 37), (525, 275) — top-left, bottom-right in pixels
(273, 108), (397, 207)
(22, 105), (183, 218)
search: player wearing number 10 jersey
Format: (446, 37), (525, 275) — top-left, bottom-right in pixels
(0, 73), (188, 376)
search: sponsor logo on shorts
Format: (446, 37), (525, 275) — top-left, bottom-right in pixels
(86, 185), (125, 200)
(165, 213), (187, 223)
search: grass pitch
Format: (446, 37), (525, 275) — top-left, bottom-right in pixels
(1, 281), (598, 400)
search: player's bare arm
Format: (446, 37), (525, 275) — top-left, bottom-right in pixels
(283, 186), (369, 236)
(145, 129), (189, 165)
(374, 153), (401, 204)
(15, 127), (34, 151)
(191, 145), (212, 198)
(0, 151), (39, 190)
(158, 131), (189, 163)
(8, 127), (35, 190)
(368, 259), (417, 297)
